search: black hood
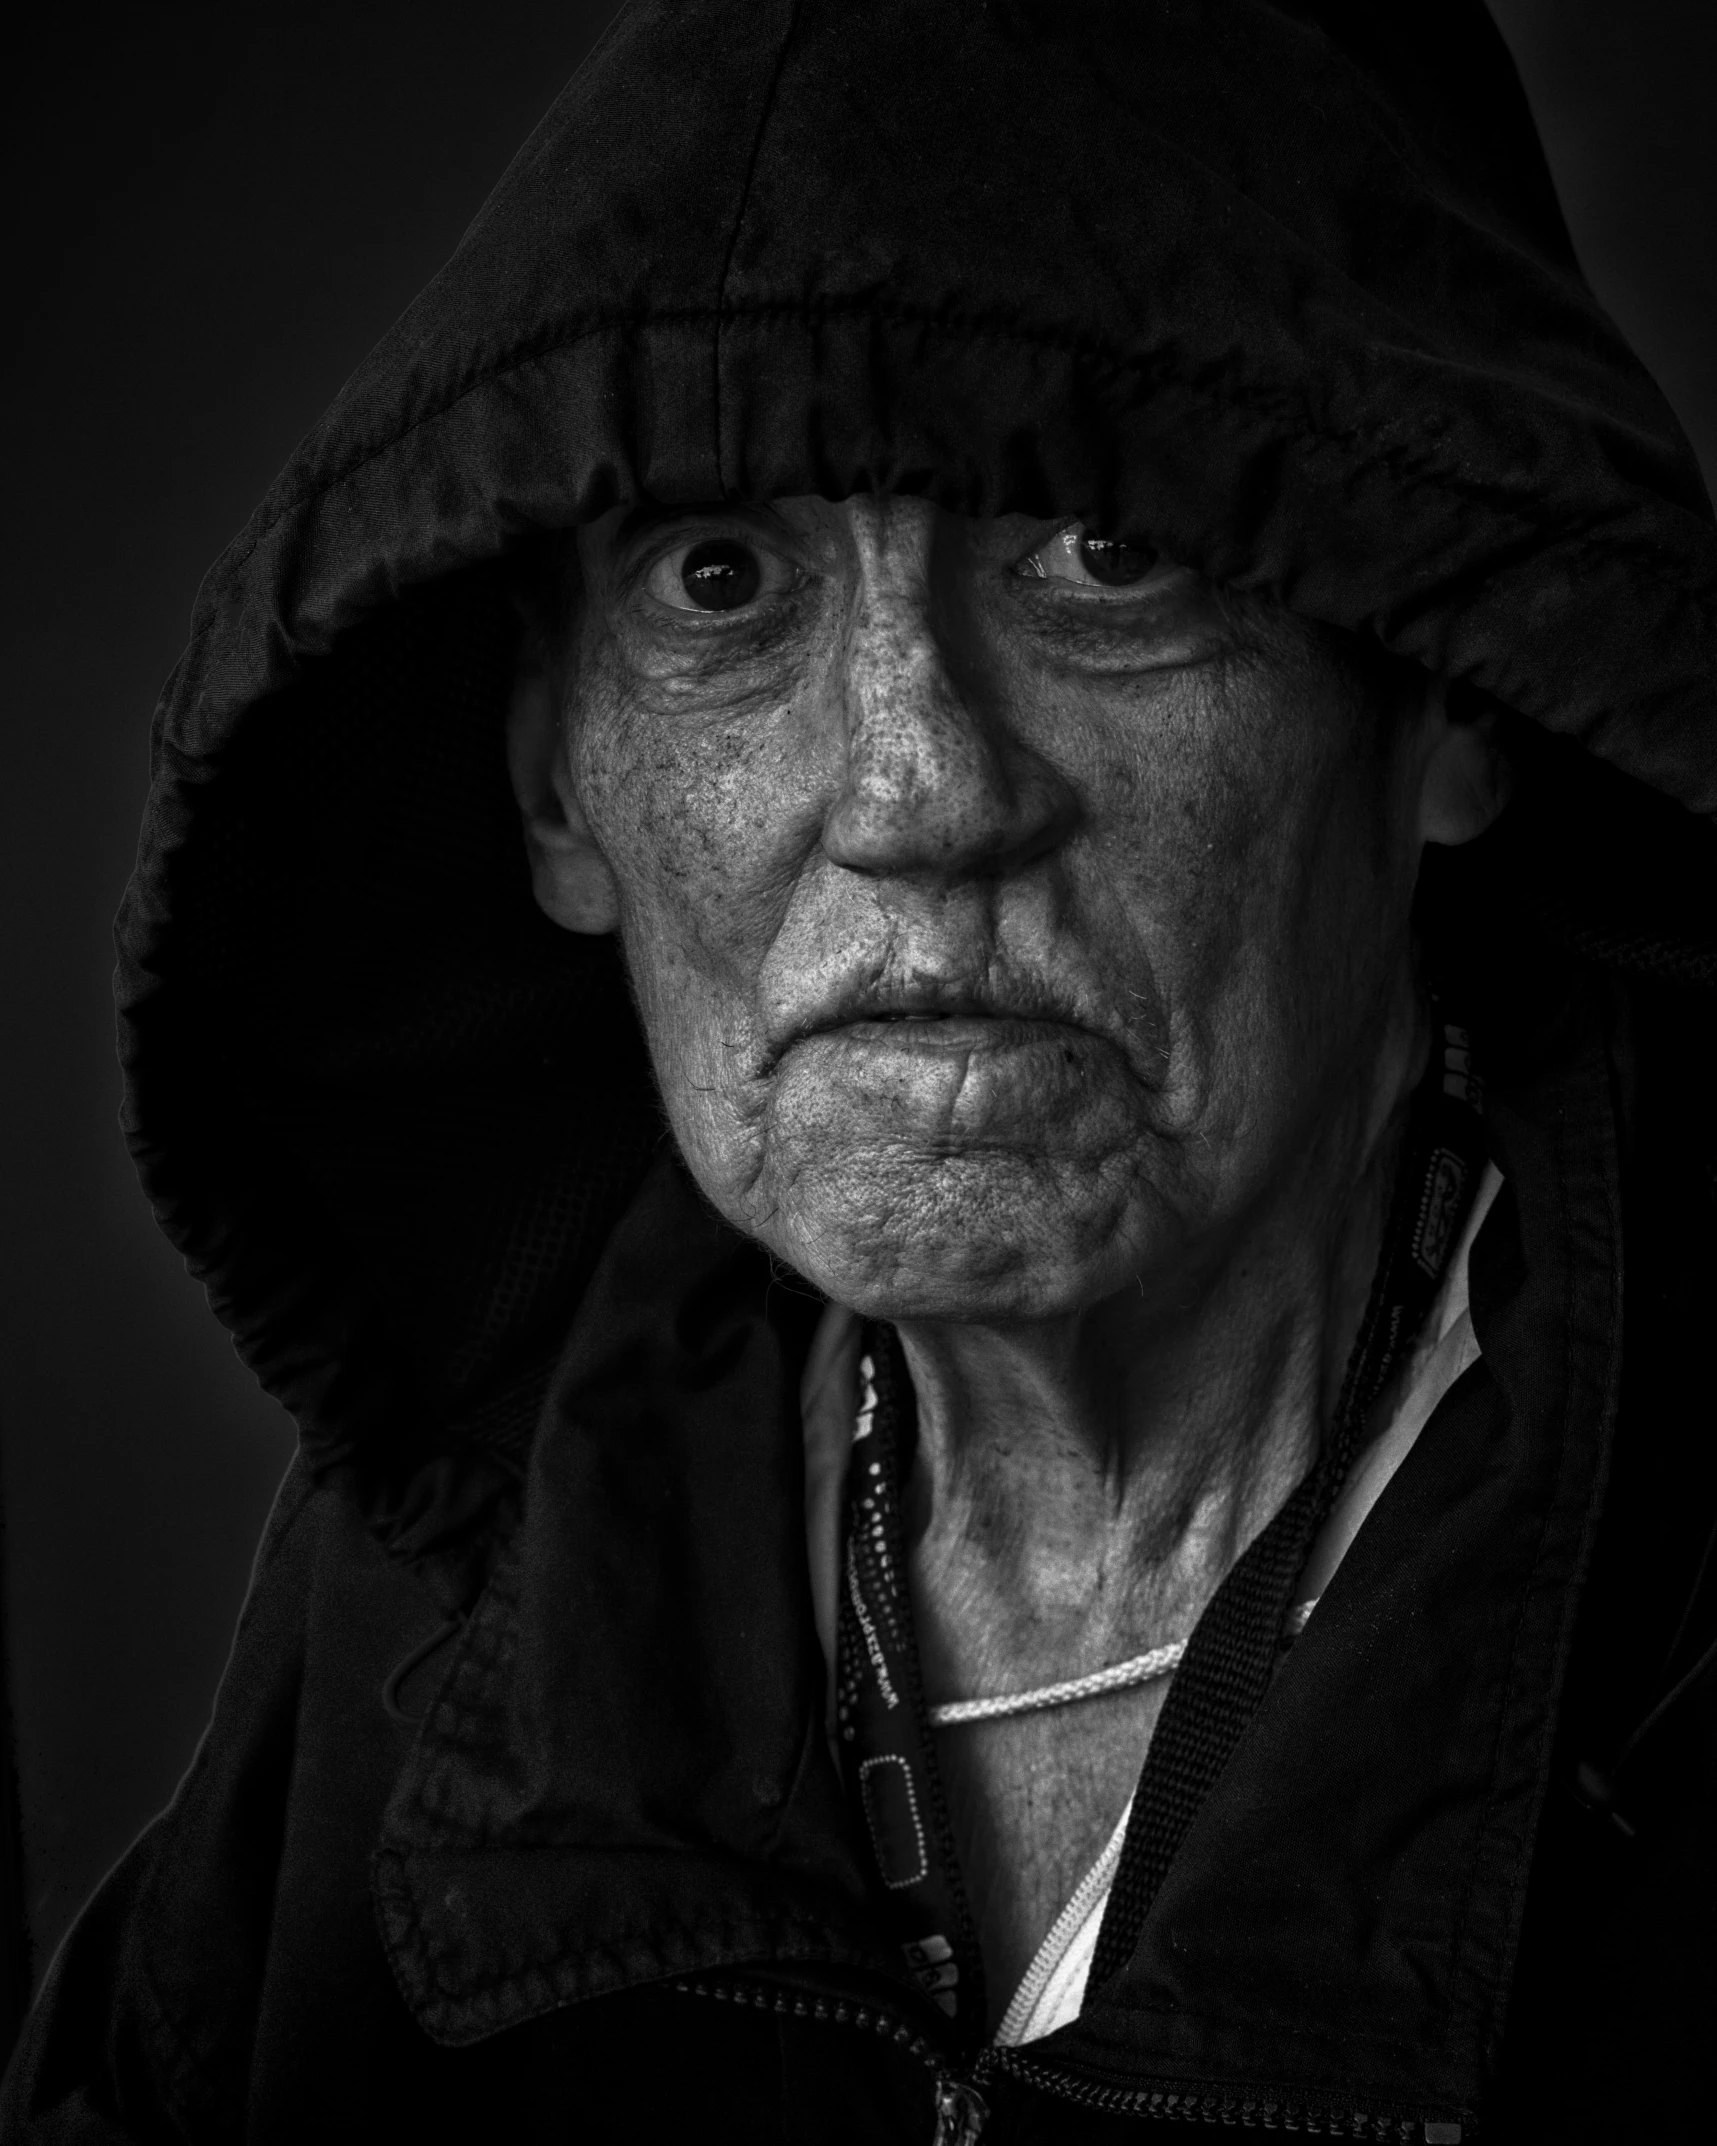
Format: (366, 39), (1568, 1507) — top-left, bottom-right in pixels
(117, 0), (1717, 1581)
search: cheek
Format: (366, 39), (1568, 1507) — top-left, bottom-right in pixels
(574, 659), (811, 972)
(1184, 688), (1415, 1114)
(1064, 661), (1408, 1118)
(566, 648), (831, 1194)
(1057, 669), (1271, 995)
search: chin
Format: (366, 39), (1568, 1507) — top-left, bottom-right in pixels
(742, 1141), (1158, 1325)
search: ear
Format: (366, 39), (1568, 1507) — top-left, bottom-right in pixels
(506, 644), (621, 934)
(1417, 686), (1514, 848)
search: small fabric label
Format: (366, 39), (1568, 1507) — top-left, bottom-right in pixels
(859, 1754), (929, 1889)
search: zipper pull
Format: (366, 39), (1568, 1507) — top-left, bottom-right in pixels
(932, 2076), (989, 2145)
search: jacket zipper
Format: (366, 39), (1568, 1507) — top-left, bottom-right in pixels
(673, 1977), (1471, 2141)
(981, 2043), (1470, 2139)
(671, 1976), (984, 2143)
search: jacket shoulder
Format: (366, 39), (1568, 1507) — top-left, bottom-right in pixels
(0, 1462), (445, 2142)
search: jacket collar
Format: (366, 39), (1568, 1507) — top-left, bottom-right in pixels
(373, 1150), (911, 2045)
(1033, 958), (1626, 2121)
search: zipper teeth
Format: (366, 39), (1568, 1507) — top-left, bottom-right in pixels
(672, 1975), (942, 2072)
(675, 1980), (1472, 2141)
(992, 1796), (1132, 2045)
(984, 2043), (1471, 2139)
(866, 1331), (990, 2021)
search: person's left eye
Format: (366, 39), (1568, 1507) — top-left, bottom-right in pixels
(1017, 523), (1178, 595)
(643, 535), (796, 615)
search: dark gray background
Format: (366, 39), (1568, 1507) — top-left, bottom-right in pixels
(2, 0), (1712, 1976)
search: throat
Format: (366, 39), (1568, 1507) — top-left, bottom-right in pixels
(889, 1077), (1407, 1709)
(897, 1307), (1333, 1714)
(878, 1118), (1403, 2025)
(933, 1681), (1171, 2029)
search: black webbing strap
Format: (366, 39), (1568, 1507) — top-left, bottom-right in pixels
(1086, 1018), (1487, 1987)
(836, 1334), (990, 2045)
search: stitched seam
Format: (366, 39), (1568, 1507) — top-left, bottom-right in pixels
(186, 291), (1709, 663)
(428, 1926), (871, 2012)
(858, 1755), (929, 1890)
(372, 1843), (452, 1999)
(711, 0), (801, 496)
(377, 1839), (867, 2008)
(390, 1539), (519, 1845)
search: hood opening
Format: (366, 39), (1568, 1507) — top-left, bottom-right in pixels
(114, 0), (1717, 1577)
(120, 563), (663, 1588)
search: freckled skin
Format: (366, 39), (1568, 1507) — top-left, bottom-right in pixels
(520, 494), (1505, 2016)
(564, 500), (1411, 1315)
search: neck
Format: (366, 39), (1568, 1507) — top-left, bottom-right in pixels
(896, 992), (1429, 1695)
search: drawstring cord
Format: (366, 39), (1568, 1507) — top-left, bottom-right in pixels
(381, 1615), (465, 1726)
(925, 1601), (1319, 1729)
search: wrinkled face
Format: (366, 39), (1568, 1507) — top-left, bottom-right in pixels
(550, 496), (1436, 1321)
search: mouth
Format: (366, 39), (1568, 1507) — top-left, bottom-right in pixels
(820, 1011), (1077, 1051)
(767, 984), (1097, 1071)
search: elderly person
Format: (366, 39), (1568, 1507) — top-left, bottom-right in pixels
(6, 3), (1715, 2141)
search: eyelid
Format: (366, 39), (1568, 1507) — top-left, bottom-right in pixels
(635, 528), (802, 615)
(615, 505), (788, 572)
(1016, 521), (1184, 598)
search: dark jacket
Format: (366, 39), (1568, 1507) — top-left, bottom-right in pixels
(7, 3), (1717, 2139)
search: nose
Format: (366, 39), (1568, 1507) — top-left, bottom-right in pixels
(819, 503), (1075, 881)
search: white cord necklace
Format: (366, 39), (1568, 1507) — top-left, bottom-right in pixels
(924, 1597), (1319, 1728)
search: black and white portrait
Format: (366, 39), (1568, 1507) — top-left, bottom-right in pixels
(3, 5), (1714, 2140)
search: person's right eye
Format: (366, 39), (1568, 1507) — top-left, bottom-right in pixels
(643, 535), (796, 615)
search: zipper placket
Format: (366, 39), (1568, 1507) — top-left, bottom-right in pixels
(992, 1794), (1132, 2044)
(671, 1975), (983, 2142)
(980, 2041), (1471, 2141)
(674, 1977), (1472, 2142)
